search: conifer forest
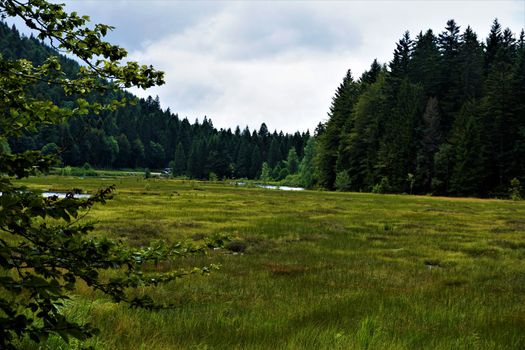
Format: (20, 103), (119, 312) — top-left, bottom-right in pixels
(2, 19), (524, 197)
(2, 1), (525, 348)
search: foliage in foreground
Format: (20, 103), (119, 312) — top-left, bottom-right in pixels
(0, 0), (220, 348)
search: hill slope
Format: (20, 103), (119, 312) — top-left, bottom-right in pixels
(1, 21), (309, 179)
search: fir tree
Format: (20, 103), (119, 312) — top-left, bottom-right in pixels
(298, 138), (317, 188)
(449, 100), (485, 195)
(172, 142), (186, 176)
(286, 147), (299, 174)
(316, 69), (360, 189)
(416, 97), (442, 192)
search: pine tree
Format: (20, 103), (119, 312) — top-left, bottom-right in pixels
(316, 69), (360, 189)
(298, 138), (317, 188)
(260, 162), (271, 183)
(346, 74), (388, 191)
(267, 138), (281, 167)
(485, 19), (503, 72)
(286, 147), (299, 174)
(390, 31), (413, 81)
(482, 39), (517, 192)
(438, 19), (463, 132)
(172, 142), (186, 176)
(416, 97), (442, 192)
(457, 26), (484, 100)
(131, 138), (145, 168)
(249, 145), (262, 178)
(235, 140), (252, 178)
(509, 36), (525, 182)
(147, 141), (165, 169)
(376, 79), (424, 192)
(187, 139), (204, 178)
(115, 134), (131, 168)
(449, 100), (485, 195)
(409, 29), (441, 96)
(359, 58), (382, 86)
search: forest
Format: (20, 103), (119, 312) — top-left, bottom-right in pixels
(2, 1), (525, 348)
(317, 19), (525, 197)
(0, 21), (310, 180)
(2, 19), (525, 197)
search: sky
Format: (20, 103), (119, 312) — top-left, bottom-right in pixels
(10, 1), (525, 133)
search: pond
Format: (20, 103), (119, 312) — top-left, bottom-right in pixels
(0, 191), (91, 199)
(234, 182), (305, 191)
(42, 192), (91, 199)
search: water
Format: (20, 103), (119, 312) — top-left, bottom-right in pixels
(0, 191), (91, 199)
(256, 185), (304, 191)
(233, 182), (304, 191)
(42, 192), (91, 198)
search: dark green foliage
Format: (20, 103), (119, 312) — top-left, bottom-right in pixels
(249, 145), (263, 178)
(0, 1), (222, 348)
(449, 100), (485, 196)
(317, 19), (525, 197)
(376, 79), (424, 192)
(0, 21), (308, 179)
(509, 178), (522, 200)
(316, 69), (360, 189)
(416, 97), (442, 192)
(335, 171), (351, 191)
(298, 138), (317, 188)
(171, 142), (186, 176)
(286, 147), (299, 174)
(390, 31), (413, 80)
(409, 30), (441, 96)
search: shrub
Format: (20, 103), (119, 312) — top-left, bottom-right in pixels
(335, 171), (352, 191)
(509, 178), (522, 201)
(225, 240), (247, 253)
(372, 177), (390, 194)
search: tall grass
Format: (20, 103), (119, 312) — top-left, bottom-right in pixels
(12, 176), (525, 349)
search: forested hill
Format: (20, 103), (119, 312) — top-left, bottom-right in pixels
(317, 19), (525, 197)
(0, 21), (309, 179)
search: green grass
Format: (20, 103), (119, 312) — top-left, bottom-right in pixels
(14, 175), (525, 349)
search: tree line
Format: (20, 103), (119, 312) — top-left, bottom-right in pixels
(2, 19), (524, 196)
(315, 19), (524, 197)
(1, 21), (310, 180)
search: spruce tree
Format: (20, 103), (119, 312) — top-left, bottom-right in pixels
(249, 145), (263, 178)
(449, 100), (485, 196)
(416, 97), (442, 192)
(316, 69), (360, 189)
(298, 138), (317, 188)
(438, 19), (463, 132)
(409, 30), (441, 96)
(485, 19), (503, 72)
(267, 138), (281, 167)
(346, 74), (387, 191)
(359, 58), (382, 86)
(286, 147), (299, 174)
(390, 31), (413, 81)
(172, 142), (186, 176)
(376, 79), (424, 192)
(457, 26), (484, 100)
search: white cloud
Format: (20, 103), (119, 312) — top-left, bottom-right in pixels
(52, 1), (525, 132)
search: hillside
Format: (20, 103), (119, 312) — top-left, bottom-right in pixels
(317, 20), (525, 197)
(0, 21), (309, 179)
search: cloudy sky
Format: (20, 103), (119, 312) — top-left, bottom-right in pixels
(16, 1), (525, 132)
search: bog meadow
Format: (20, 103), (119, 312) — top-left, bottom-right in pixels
(1, 0), (524, 349)
(11, 174), (525, 349)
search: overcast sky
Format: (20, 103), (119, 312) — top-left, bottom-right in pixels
(14, 1), (525, 133)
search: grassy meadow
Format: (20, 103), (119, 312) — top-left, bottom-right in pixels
(14, 175), (525, 349)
